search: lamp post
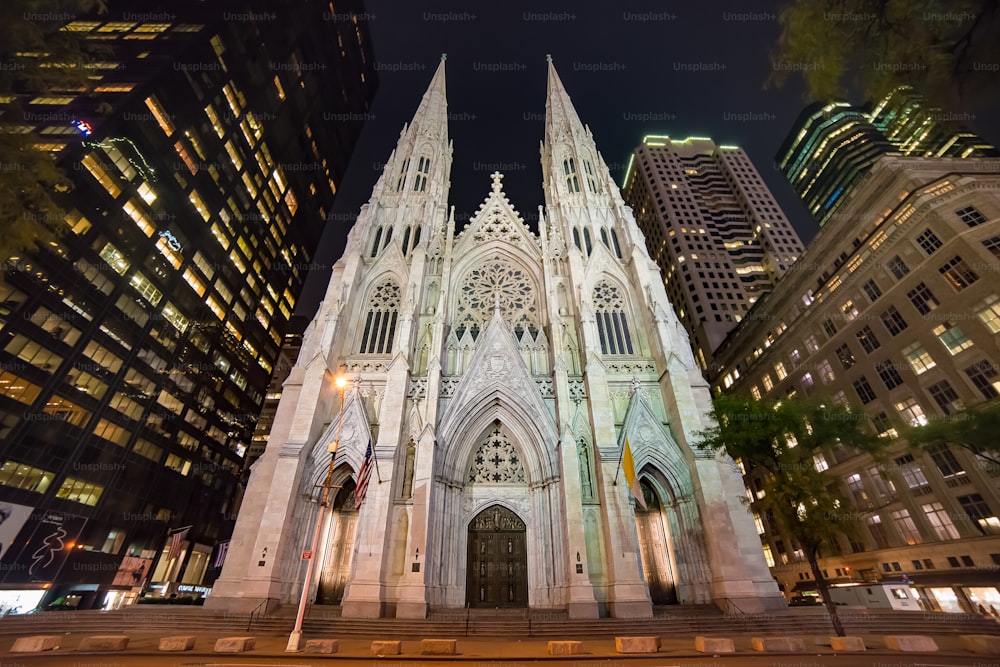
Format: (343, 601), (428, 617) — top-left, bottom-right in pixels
(286, 375), (347, 652)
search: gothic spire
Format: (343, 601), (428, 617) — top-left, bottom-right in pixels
(544, 56), (588, 146)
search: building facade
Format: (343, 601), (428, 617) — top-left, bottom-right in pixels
(208, 59), (784, 619)
(777, 86), (997, 228)
(710, 155), (1000, 613)
(0, 0), (376, 613)
(621, 136), (804, 374)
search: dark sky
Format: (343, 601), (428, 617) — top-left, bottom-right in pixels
(298, 0), (999, 317)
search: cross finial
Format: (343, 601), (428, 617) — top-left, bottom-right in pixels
(441, 53), (447, 61)
(545, 54), (552, 63)
(490, 171), (504, 192)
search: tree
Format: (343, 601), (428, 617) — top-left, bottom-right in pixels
(0, 0), (106, 261)
(768, 0), (1000, 109)
(905, 398), (1000, 470)
(696, 393), (887, 636)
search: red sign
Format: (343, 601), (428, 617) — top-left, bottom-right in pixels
(302, 551), (312, 560)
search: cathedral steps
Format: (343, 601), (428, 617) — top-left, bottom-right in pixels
(0, 605), (997, 639)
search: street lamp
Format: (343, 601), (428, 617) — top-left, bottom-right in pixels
(286, 375), (348, 651)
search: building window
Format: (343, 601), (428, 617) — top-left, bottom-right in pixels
(984, 235), (1000, 260)
(907, 282), (939, 315)
(923, 502), (960, 540)
(886, 255), (910, 280)
(359, 281), (400, 354)
(915, 228), (943, 254)
(862, 279), (882, 302)
(563, 157), (580, 193)
(853, 376), (877, 404)
(895, 397), (928, 427)
(939, 255), (979, 291)
(0, 460), (55, 493)
(813, 453), (828, 472)
(956, 205), (986, 227)
(977, 295), (1000, 333)
(842, 299), (859, 321)
(822, 318), (837, 337)
(413, 155), (430, 192)
(928, 444), (965, 478)
(55, 477), (104, 506)
(395, 158), (409, 191)
(805, 335), (819, 353)
(610, 229), (623, 258)
(891, 508), (923, 545)
(801, 372), (814, 389)
(775, 362), (788, 380)
(927, 380), (962, 414)
(875, 360), (904, 390)
(845, 473), (868, 503)
(903, 342), (936, 374)
(835, 343), (856, 369)
(370, 227), (383, 258)
(817, 359), (835, 383)
(750, 385), (761, 400)
(762, 374), (773, 391)
(933, 322), (974, 355)
(964, 360), (1000, 399)
(872, 412), (898, 439)
(867, 515), (890, 549)
(856, 325), (880, 354)
(880, 306), (908, 336)
(594, 281), (634, 355)
(958, 494), (1000, 535)
(584, 159), (598, 193)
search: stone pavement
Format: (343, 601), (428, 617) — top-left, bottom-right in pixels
(0, 630), (993, 660)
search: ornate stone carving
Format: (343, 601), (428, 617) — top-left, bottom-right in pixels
(469, 504), (526, 531)
(468, 426), (526, 484)
(454, 256), (538, 339)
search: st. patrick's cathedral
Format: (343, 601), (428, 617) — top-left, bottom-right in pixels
(207, 57), (784, 619)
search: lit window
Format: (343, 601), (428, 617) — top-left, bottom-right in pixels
(977, 295), (1000, 333)
(891, 508), (923, 545)
(933, 322), (974, 355)
(903, 343), (936, 374)
(813, 454), (828, 472)
(182, 268), (206, 296)
(761, 374), (773, 391)
(938, 255), (979, 291)
(81, 154), (121, 198)
(99, 243), (130, 275)
(775, 362), (787, 380)
(144, 96), (174, 136)
(129, 273), (162, 306)
(123, 200), (154, 236)
(895, 397), (928, 426)
(56, 477), (104, 506)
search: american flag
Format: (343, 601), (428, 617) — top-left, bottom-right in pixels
(211, 540), (230, 569)
(166, 526), (190, 564)
(354, 441), (374, 510)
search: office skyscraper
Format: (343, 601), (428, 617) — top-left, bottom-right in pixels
(777, 86), (997, 227)
(0, 0), (376, 611)
(622, 136), (805, 374)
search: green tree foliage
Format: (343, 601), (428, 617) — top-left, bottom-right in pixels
(906, 398), (1000, 469)
(697, 393), (886, 636)
(769, 0), (999, 108)
(0, 0), (106, 261)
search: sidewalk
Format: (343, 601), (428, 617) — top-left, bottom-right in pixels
(0, 630), (993, 660)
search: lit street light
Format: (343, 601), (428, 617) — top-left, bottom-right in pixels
(286, 375), (348, 651)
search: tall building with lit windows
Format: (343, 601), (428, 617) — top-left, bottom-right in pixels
(0, 0), (376, 612)
(621, 136), (805, 375)
(777, 86), (997, 228)
(710, 155), (1000, 612)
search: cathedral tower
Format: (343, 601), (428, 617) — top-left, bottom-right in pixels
(206, 57), (784, 619)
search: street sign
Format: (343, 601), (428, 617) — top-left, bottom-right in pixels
(302, 551), (312, 560)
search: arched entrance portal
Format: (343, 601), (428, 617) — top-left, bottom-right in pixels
(316, 479), (358, 604)
(466, 505), (528, 608)
(636, 480), (677, 604)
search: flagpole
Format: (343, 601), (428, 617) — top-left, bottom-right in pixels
(372, 443), (382, 483)
(613, 439), (626, 485)
(287, 375), (346, 652)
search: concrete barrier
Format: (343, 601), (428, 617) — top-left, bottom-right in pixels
(371, 640), (402, 656)
(305, 638), (339, 654)
(77, 635), (130, 651)
(548, 640), (584, 655)
(829, 636), (865, 651)
(751, 636), (806, 652)
(695, 636), (735, 653)
(960, 635), (1000, 655)
(10, 636), (59, 653)
(159, 635), (196, 651)
(421, 638), (457, 655)
(884, 635), (938, 652)
(214, 636), (256, 653)
(615, 636), (660, 653)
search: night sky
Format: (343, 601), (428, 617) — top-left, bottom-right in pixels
(298, 0), (1000, 315)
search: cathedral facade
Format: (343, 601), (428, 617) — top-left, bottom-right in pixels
(207, 58), (784, 619)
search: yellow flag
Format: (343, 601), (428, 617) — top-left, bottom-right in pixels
(622, 439), (647, 510)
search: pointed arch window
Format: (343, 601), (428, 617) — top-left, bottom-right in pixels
(563, 158), (580, 193)
(360, 280), (400, 354)
(401, 226), (412, 256)
(395, 158), (410, 191)
(583, 228), (593, 256)
(414, 155), (430, 192)
(572, 228), (582, 251)
(412, 225), (421, 248)
(594, 281), (634, 355)
(610, 229), (623, 258)
(584, 159), (598, 193)
(370, 227), (383, 258)
(382, 226), (393, 249)
(600, 227), (610, 249)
